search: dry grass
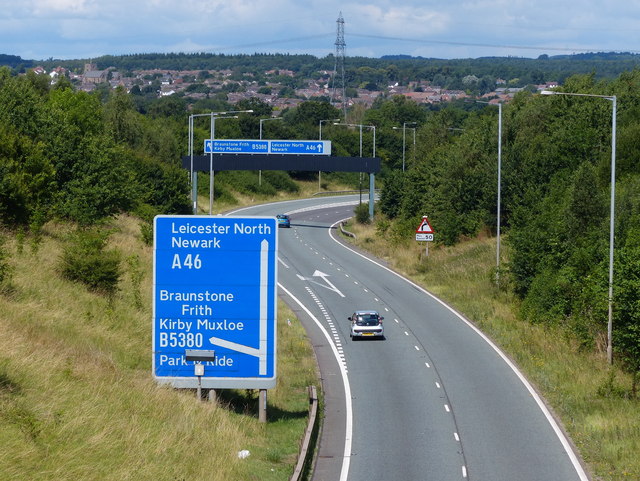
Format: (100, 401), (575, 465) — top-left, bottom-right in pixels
(345, 219), (640, 481)
(196, 178), (356, 215)
(0, 215), (317, 481)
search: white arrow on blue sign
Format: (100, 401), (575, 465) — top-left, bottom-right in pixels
(152, 215), (278, 389)
(204, 139), (331, 155)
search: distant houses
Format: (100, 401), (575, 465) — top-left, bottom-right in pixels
(24, 63), (561, 107)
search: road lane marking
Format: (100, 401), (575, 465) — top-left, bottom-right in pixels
(278, 283), (353, 481)
(278, 257), (290, 268)
(328, 217), (590, 481)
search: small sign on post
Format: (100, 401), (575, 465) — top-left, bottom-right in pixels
(415, 216), (434, 255)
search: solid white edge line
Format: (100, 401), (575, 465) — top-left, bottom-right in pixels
(328, 218), (590, 481)
(278, 282), (353, 481)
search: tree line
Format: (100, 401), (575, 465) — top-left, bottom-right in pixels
(4, 51), (640, 95)
(0, 62), (639, 393)
(376, 71), (640, 393)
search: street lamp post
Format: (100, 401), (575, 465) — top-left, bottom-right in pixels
(188, 110), (253, 214)
(259, 117), (283, 186)
(209, 115), (238, 214)
(318, 119), (340, 191)
(541, 89), (617, 364)
(334, 123), (376, 217)
(476, 101), (503, 286)
(393, 122), (417, 172)
(319, 118), (340, 140)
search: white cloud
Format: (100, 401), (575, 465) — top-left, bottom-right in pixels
(353, 5), (449, 37)
(0, 0), (639, 60)
(31, 0), (93, 15)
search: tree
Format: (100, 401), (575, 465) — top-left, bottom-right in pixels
(55, 137), (137, 225)
(614, 242), (640, 396)
(378, 170), (404, 219)
(0, 124), (55, 226)
(103, 86), (142, 147)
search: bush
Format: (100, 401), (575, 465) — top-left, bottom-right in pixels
(59, 229), (121, 295)
(261, 171), (299, 193)
(354, 202), (370, 224)
(134, 203), (158, 246)
(0, 234), (14, 293)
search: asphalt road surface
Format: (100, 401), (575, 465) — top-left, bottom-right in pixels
(232, 196), (589, 481)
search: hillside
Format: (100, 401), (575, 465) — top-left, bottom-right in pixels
(0, 215), (317, 481)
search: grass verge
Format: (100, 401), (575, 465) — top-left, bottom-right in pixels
(0, 215), (317, 481)
(344, 219), (639, 481)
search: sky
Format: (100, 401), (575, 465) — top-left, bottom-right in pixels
(2, 0), (640, 61)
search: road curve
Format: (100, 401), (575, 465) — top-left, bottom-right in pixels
(231, 196), (589, 481)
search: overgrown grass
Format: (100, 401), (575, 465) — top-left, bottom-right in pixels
(345, 219), (639, 481)
(195, 177), (356, 215)
(0, 215), (317, 481)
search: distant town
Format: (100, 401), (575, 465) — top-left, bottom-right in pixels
(30, 61), (560, 110)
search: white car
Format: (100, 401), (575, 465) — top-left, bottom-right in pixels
(349, 310), (384, 340)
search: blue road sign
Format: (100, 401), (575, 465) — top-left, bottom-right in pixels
(270, 140), (330, 155)
(205, 139), (269, 154)
(204, 139), (331, 155)
(153, 215), (278, 389)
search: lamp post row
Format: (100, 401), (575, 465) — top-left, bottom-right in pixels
(188, 110), (253, 215)
(190, 95), (617, 366)
(541, 90), (617, 365)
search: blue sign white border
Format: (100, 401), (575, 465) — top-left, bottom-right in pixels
(204, 139), (332, 156)
(152, 214), (278, 390)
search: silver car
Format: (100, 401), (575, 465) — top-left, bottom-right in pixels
(349, 310), (384, 340)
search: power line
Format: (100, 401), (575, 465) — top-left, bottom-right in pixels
(349, 33), (640, 54)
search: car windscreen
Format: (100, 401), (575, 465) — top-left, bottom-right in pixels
(355, 315), (380, 326)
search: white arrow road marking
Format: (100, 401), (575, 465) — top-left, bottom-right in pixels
(295, 271), (346, 297)
(313, 270), (346, 297)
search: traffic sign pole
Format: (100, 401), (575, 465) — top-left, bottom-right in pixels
(415, 216), (435, 256)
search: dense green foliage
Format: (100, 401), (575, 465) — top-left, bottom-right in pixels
(1, 54), (639, 388)
(0, 67), (191, 228)
(377, 71), (640, 387)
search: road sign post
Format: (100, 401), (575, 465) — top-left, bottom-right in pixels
(416, 216), (435, 256)
(153, 215), (278, 391)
